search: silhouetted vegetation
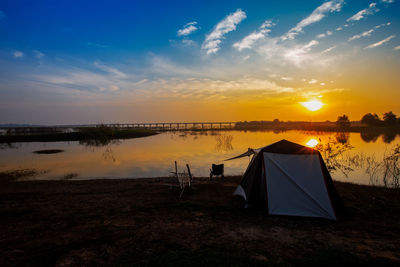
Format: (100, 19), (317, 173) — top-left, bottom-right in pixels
(33, 149), (64, 154)
(316, 138), (400, 187)
(0, 127), (158, 144)
(361, 113), (382, 126)
(0, 168), (46, 182)
(361, 111), (399, 127)
(336, 114), (351, 128)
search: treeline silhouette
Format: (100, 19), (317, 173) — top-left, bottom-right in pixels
(360, 111), (399, 126)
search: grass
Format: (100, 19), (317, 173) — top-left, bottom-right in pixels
(114, 246), (268, 267)
(1, 177), (400, 265)
(114, 246), (397, 267)
(62, 173), (78, 180)
(0, 168), (44, 182)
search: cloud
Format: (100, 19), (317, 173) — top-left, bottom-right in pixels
(181, 39), (196, 46)
(202, 9), (246, 54)
(348, 22), (390, 41)
(93, 61), (126, 78)
(134, 77), (295, 101)
(85, 42), (109, 48)
(13, 51), (24, 58)
(365, 35), (396, 49)
(282, 0), (344, 40)
(347, 3), (379, 22)
(394, 45), (400, 50)
(233, 20), (275, 51)
(0, 10), (6, 20)
(34, 66), (131, 94)
(177, 21), (199, 36)
(282, 40), (320, 65)
(34, 50), (45, 59)
(320, 46), (336, 54)
(336, 26), (343, 31)
(100, 85), (119, 92)
(317, 30), (333, 39)
(281, 76), (293, 81)
(308, 79), (318, 84)
(254, 36), (336, 68)
(381, 0), (394, 3)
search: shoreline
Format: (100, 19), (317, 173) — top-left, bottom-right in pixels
(1, 176), (399, 265)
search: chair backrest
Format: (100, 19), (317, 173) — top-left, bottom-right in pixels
(212, 164), (224, 175)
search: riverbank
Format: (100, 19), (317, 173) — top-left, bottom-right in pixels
(0, 128), (158, 143)
(1, 176), (399, 266)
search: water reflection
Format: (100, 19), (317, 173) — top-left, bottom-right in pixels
(0, 142), (21, 150)
(305, 138), (319, 147)
(0, 130), (399, 186)
(335, 132), (349, 144)
(214, 135), (234, 152)
(316, 139), (400, 188)
(360, 131), (380, 143)
(359, 130), (399, 144)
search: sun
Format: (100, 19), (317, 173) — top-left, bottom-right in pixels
(300, 99), (324, 111)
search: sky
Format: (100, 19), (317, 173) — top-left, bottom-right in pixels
(0, 0), (399, 124)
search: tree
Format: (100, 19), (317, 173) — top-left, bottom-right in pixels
(383, 111), (397, 126)
(336, 114), (351, 128)
(361, 113), (381, 126)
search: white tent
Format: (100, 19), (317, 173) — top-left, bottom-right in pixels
(233, 139), (344, 221)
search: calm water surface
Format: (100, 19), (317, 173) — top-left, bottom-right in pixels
(1, 130), (399, 185)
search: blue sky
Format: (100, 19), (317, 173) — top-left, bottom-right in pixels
(0, 0), (399, 124)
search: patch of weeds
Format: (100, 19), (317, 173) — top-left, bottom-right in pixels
(0, 168), (46, 182)
(62, 173), (78, 180)
(33, 149), (64, 154)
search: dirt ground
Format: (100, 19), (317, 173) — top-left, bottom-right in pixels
(1, 176), (400, 266)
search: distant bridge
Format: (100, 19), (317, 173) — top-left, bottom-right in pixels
(0, 122), (237, 134)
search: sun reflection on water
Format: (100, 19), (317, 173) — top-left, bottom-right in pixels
(305, 138), (319, 148)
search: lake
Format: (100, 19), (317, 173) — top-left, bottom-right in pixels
(1, 130), (399, 186)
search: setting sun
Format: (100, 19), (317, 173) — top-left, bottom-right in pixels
(300, 100), (324, 112)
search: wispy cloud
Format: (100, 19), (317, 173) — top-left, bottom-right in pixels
(233, 20), (274, 51)
(282, 0), (344, 40)
(202, 9), (246, 55)
(365, 35), (396, 49)
(177, 21), (199, 36)
(13, 51), (24, 58)
(381, 0), (394, 3)
(34, 50), (45, 59)
(348, 22), (390, 41)
(308, 79), (318, 84)
(0, 10), (7, 20)
(320, 46), (336, 54)
(135, 77), (295, 101)
(317, 30), (333, 39)
(394, 45), (400, 50)
(93, 61), (127, 78)
(282, 40), (320, 65)
(347, 3), (379, 22)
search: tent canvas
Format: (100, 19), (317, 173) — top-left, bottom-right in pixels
(233, 139), (344, 220)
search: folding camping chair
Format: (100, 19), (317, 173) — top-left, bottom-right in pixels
(210, 164), (224, 179)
